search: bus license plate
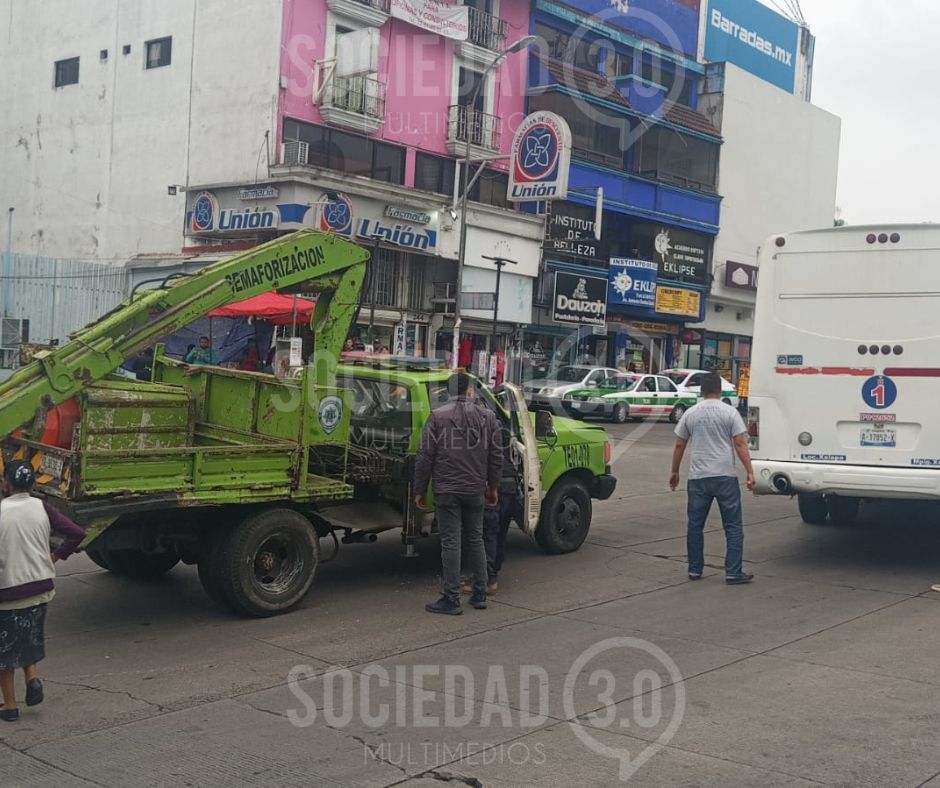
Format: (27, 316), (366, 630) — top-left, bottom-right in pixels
(861, 427), (896, 448)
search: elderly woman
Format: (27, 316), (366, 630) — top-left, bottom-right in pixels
(0, 461), (84, 722)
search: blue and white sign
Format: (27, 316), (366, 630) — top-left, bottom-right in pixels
(704, 0), (800, 93)
(608, 258), (657, 309)
(862, 375), (897, 411)
(186, 189), (292, 235)
(508, 112), (572, 202)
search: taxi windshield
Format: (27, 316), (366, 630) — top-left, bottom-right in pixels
(665, 372), (688, 385)
(555, 366), (590, 382)
(614, 376), (641, 391)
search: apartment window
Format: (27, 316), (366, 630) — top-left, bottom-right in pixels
(633, 127), (718, 192)
(606, 48), (634, 78)
(54, 57), (79, 87)
(145, 37), (172, 69)
(363, 248), (401, 308)
(282, 120), (405, 184)
(639, 54), (693, 105)
(470, 170), (509, 209)
(415, 153), (456, 196)
(535, 22), (600, 72)
(528, 93), (623, 167)
(457, 67), (486, 111)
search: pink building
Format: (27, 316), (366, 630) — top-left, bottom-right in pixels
(184, 0), (544, 361)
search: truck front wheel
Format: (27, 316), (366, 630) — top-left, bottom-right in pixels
(217, 508), (319, 617)
(535, 478), (592, 554)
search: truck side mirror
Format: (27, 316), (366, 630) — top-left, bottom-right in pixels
(535, 410), (556, 442)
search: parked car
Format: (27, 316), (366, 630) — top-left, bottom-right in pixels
(522, 365), (621, 411)
(563, 373), (699, 423)
(662, 368), (739, 408)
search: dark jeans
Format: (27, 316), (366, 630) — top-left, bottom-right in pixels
(436, 493), (487, 602)
(687, 476), (744, 578)
(463, 491), (515, 583)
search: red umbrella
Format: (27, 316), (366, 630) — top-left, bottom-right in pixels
(207, 293), (315, 325)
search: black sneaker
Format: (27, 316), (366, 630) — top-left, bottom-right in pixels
(26, 678), (44, 707)
(726, 573), (755, 585)
(425, 596), (463, 616)
(0, 706), (19, 722)
(469, 592), (487, 610)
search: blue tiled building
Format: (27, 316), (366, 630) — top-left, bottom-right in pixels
(523, 0), (723, 374)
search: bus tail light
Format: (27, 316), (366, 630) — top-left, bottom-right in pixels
(747, 407), (760, 450)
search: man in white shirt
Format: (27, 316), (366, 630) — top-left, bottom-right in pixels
(669, 373), (755, 584)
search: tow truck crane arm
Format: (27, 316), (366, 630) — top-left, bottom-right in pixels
(0, 230), (368, 437)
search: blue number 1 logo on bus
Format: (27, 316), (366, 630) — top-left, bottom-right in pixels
(862, 375), (897, 410)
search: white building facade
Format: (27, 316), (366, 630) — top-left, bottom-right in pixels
(687, 0), (841, 383)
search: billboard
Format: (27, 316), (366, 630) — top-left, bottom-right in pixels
(566, 0), (701, 57)
(608, 258), (657, 310)
(552, 272), (608, 327)
(389, 0), (468, 41)
(508, 112), (572, 202)
(704, 0), (800, 93)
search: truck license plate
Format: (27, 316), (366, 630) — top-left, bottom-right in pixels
(861, 427), (896, 448)
(39, 454), (65, 478)
(571, 401), (582, 409)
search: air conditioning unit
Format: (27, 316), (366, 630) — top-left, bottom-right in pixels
(0, 318), (29, 370)
(281, 140), (309, 166)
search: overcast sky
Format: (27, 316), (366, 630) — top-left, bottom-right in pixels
(774, 0), (940, 225)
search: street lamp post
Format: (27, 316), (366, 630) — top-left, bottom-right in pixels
(450, 34), (536, 370)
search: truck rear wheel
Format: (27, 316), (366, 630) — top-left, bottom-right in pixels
(827, 496), (860, 526)
(798, 494), (829, 525)
(90, 547), (180, 578)
(217, 508), (319, 617)
(535, 478), (592, 554)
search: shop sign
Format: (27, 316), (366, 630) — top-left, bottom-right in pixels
(508, 112), (572, 202)
(544, 202), (602, 263)
(238, 186), (279, 200)
(385, 205), (431, 224)
(188, 190), (281, 234)
(318, 193), (438, 252)
(725, 261), (759, 291)
(552, 272), (608, 327)
(632, 223), (711, 287)
(625, 319), (680, 336)
(390, 0), (469, 41)
(608, 258), (657, 309)
(655, 286), (701, 318)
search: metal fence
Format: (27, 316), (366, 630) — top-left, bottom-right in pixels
(1, 254), (128, 351)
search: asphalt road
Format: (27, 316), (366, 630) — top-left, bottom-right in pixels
(4, 420), (940, 787)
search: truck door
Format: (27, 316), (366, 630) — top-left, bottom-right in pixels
(496, 383), (542, 535)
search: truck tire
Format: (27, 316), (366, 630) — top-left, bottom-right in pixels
(798, 494), (829, 525)
(97, 548), (180, 579)
(535, 478), (592, 555)
(218, 508), (319, 617)
(198, 527), (231, 607)
(84, 545), (112, 571)
(827, 496), (860, 526)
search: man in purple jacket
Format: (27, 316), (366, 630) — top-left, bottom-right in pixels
(414, 373), (502, 615)
(0, 461), (85, 722)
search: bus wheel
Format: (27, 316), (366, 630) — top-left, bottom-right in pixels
(797, 494), (828, 525)
(827, 496), (860, 526)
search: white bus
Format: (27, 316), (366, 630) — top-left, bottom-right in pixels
(748, 225), (940, 525)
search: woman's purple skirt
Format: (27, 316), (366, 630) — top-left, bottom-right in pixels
(0, 604), (47, 671)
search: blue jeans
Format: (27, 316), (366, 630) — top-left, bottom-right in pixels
(687, 477), (744, 578)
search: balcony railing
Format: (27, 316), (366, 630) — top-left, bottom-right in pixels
(324, 74), (386, 119)
(349, 0), (389, 10)
(326, 0), (390, 25)
(466, 7), (506, 51)
(447, 104), (501, 152)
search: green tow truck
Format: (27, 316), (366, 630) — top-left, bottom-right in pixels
(0, 231), (615, 616)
